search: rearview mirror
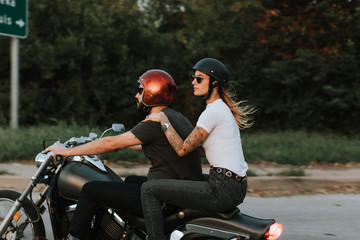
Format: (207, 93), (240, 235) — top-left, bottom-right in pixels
(112, 123), (125, 132)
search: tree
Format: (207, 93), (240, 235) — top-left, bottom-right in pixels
(0, 0), (358, 133)
(249, 0), (360, 132)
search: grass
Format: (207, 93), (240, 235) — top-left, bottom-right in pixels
(246, 167), (306, 177)
(246, 169), (258, 177)
(0, 122), (147, 163)
(269, 168), (306, 176)
(0, 170), (13, 175)
(0, 123), (359, 165)
(241, 131), (360, 165)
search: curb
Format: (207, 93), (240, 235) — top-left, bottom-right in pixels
(246, 176), (360, 196)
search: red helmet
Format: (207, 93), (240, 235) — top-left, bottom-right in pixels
(138, 69), (177, 107)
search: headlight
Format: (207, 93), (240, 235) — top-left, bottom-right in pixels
(35, 152), (48, 168)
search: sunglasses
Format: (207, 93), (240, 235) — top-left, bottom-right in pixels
(138, 87), (144, 95)
(191, 74), (204, 84)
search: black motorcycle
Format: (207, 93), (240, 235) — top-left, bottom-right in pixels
(0, 124), (283, 240)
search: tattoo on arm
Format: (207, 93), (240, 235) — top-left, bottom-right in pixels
(165, 126), (207, 156)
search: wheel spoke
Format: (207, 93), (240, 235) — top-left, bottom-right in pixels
(0, 198), (35, 240)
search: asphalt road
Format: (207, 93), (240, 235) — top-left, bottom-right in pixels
(37, 194), (360, 240)
(241, 194), (360, 240)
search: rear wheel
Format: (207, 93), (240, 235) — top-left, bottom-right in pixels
(0, 190), (45, 240)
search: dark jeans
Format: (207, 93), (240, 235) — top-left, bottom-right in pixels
(69, 175), (147, 239)
(141, 169), (247, 240)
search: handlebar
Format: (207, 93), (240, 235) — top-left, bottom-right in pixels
(64, 123), (125, 147)
(36, 123), (125, 170)
(65, 136), (94, 147)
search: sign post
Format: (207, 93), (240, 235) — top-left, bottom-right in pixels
(0, 0), (28, 129)
(10, 37), (19, 129)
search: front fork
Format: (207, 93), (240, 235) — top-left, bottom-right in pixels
(0, 154), (53, 236)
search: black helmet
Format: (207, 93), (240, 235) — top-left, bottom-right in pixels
(138, 69), (177, 107)
(193, 58), (229, 84)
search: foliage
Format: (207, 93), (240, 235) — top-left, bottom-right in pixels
(0, 0), (359, 133)
(242, 130), (360, 165)
(0, 122), (147, 162)
(0, 124), (359, 165)
(271, 168), (306, 177)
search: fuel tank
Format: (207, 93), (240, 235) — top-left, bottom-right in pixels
(57, 161), (123, 200)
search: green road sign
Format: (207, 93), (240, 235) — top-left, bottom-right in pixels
(0, 0), (28, 38)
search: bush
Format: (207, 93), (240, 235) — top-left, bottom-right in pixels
(242, 131), (360, 165)
(0, 122), (147, 162)
(0, 124), (359, 165)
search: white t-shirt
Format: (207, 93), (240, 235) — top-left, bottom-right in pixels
(196, 99), (248, 177)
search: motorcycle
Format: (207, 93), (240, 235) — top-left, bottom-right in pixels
(0, 124), (283, 240)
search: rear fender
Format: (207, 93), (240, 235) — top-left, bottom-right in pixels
(180, 213), (274, 240)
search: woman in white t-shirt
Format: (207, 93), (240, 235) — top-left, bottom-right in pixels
(141, 58), (255, 240)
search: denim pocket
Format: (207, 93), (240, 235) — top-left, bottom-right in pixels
(208, 171), (242, 211)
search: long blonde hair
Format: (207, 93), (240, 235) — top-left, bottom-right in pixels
(219, 85), (255, 130)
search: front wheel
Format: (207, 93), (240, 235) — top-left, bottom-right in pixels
(0, 190), (45, 240)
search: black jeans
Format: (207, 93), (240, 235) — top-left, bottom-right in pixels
(69, 175), (147, 239)
(141, 169), (247, 240)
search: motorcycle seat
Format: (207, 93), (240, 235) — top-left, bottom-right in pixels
(211, 207), (240, 219)
(172, 207), (240, 220)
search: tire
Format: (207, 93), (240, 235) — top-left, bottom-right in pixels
(0, 190), (46, 240)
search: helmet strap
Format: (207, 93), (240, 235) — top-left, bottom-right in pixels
(143, 106), (150, 114)
(202, 78), (218, 100)
(135, 102), (151, 120)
